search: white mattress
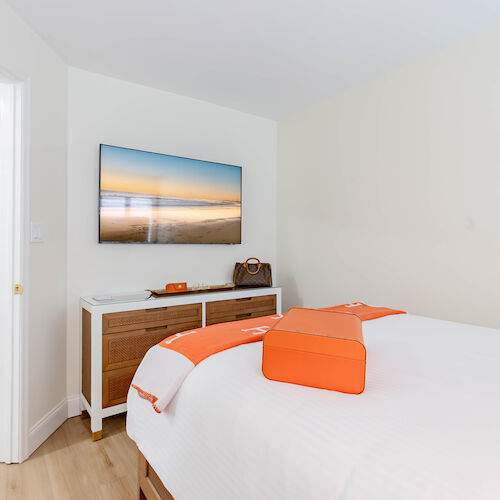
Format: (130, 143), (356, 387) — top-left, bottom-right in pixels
(127, 314), (500, 499)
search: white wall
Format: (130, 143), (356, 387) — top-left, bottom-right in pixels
(9, 0), (499, 446)
(0, 0), (67, 429)
(277, 26), (500, 329)
(66, 68), (276, 398)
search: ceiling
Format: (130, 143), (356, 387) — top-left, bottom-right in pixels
(7, 0), (500, 119)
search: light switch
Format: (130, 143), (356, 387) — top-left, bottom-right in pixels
(31, 222), (44, 243)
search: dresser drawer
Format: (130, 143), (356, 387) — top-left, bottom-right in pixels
(102, 303), (202, 334)
(206, 308), (277, 326)
(102, 320), (201, 371)
(207, 295), (276, 318)
(207, 295), (276, 321)
(102, 365), (139, 408)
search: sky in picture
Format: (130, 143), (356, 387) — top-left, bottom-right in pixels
(100, 145), (241, 202)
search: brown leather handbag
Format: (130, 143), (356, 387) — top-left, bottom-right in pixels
(233, 258), (273, 287)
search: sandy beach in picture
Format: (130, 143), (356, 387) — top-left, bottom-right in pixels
(99, 146), (241, 244)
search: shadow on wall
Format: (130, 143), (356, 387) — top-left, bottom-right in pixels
(278, 274), (303, 312)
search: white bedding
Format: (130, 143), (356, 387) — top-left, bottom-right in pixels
(127, 314), (500, 499)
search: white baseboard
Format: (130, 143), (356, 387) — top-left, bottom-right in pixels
(67, 394), (81, 418)
(28, 395), (81, 456)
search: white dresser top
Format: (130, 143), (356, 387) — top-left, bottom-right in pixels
(81, 287), (282, 313)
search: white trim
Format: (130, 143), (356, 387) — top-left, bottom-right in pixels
(81, 394), (126, 418)
(28, 399), (67, 456)
(102, 403), (127, 418)
(28, 395), (82, 455)
(201, 301), (206, 327)
(0, 73), (29, 464)
(90, 311), (103, 434)
(19, 79), (30, 463)
(66, 394), (81, 418)
(81, 286), (282, 313)
(0, 79), (16, 464)
(81, 395), (92, 415)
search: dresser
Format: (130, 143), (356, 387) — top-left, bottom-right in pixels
(80, 287), (282, 440)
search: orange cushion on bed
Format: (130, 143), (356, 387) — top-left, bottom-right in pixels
(262, 308), (366, 394)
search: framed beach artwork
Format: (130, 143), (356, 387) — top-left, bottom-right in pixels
(99, 145), (242, 244)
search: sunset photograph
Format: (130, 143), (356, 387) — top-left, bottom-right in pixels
(99, 145), (242, 243)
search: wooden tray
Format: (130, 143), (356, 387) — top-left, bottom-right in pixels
(146, 286), (236, 298)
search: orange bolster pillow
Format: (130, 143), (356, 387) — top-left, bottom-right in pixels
(262, 308), (366, 394)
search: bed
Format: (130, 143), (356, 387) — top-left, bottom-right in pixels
(127, 313), (500, 499)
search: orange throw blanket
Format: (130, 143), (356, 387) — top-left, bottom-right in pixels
(157, 314), (283, 364)
(130, 303), (405, 412)
(131, 314), (283, 412)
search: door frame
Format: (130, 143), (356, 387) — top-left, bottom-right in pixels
(0, 67), (30, 464)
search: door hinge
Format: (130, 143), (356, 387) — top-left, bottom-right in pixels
(14, 284), (23, 295)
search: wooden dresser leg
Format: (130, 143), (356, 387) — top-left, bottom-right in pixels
(92, 430), (103, 441)
(90, 411), (103, 441)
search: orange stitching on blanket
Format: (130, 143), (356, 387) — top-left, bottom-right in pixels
(131, 384), (162, 414)
(240, 326), (270, 335)
(162, 330), (198, 345)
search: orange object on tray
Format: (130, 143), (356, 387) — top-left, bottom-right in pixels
(262, 308), (366, 394)
(165, 282), (188, 292)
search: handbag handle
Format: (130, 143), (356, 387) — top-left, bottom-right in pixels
(243, 257), (262, 275)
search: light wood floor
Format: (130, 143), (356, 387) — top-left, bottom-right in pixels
(0, 414), (137, 500)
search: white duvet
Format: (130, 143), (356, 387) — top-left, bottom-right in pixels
(127, 314), (500, 500)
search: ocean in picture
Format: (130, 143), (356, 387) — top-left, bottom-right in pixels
(99, 145), (242, 244)
(100, 190), (241, 243)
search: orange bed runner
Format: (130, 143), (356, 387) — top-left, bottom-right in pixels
(157, 314), (283, 364)
(131, 314), (284, 412)
(321, 302), (406, 321)
(131, 303), (406, 412)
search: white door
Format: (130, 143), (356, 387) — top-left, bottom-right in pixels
(0, 77), (26, 463)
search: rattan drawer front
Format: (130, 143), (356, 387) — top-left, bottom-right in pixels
(206, 295), (276, 320)
(102, 303), (201, 334)
(102, 365), (137, 408)
(206, 308), (276, 326)
(103, 320), (201, 372)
